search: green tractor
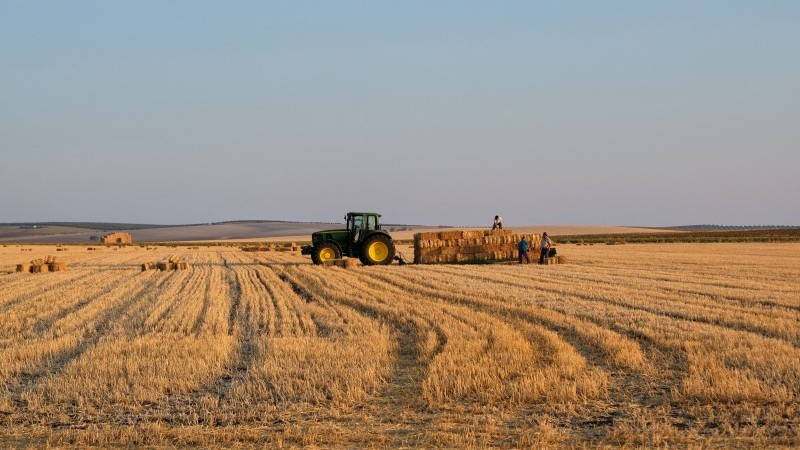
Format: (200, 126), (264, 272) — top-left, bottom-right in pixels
(302, 212), (397, 265)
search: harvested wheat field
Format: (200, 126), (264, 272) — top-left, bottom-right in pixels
(0, 243), (798, 449)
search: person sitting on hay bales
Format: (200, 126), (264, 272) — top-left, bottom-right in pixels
(492, 215), (503, 230)
(539, 232), (552, 264)
(518, 236), (530, 264)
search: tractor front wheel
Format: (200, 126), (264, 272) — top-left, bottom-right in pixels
(359, 234), (396, 266)
(311, 242), (341, 265)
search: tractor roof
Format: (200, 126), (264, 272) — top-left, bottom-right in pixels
(348, 212), (381, 217)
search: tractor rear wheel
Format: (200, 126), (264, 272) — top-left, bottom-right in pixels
(311, 242), (341, 265)
(359, 234), (395, 266)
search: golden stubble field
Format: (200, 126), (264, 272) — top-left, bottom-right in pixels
(0, 242), (798, 449)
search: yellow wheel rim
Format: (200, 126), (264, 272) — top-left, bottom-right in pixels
(368, 242), (389, 262)
(319, 248), (336, 262)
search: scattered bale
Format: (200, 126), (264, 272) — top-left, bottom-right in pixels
(49, 262), (67, 272)
(31, 264), (50, 273)
(149, 259), (189, 271)
(333, 259), (359, 269)
(16, 263), (31, 273)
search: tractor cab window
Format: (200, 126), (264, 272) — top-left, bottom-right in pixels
(351, 215), (364, 231)
(367, 215), (377, 231)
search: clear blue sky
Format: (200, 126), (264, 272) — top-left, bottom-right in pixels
(2, 1), (798, 226)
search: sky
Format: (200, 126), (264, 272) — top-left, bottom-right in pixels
(1, 1), (798, 226)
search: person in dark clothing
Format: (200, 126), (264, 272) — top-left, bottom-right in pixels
(518, 236), (530, 264)
(539, 232), (552, 264)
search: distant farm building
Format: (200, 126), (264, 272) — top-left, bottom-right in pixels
(101, 232), (133, 245)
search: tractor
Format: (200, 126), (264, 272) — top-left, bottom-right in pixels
(301, 212), (397, 265)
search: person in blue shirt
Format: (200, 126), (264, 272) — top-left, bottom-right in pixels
(518, 236), (530, 264)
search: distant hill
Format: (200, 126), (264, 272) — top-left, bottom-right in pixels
(0, 221), (343, 243)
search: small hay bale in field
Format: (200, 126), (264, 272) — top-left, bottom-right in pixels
(16, 263), (31, 273)
(556, 255), (568, 264)
(33, 264), (50, 273)
(49, 262), (67, 272)
(177, 262), (190, 270)
(333, 259), (359, 269)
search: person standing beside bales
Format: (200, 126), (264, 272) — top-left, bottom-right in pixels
(539, 232), (552, 264)
(492, 215), (503, 230)
(518, 236), (530, 264)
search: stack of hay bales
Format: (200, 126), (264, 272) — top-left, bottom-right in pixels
(16, 255), (68, 273)
(414, 229), (541, 264)
(144, 256), (191, 271)
(101, 232), (133, 245)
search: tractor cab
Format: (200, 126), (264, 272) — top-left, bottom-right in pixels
(346, 212), (380, 243)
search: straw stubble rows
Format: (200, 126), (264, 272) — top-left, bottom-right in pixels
(0, 243), (797, 448)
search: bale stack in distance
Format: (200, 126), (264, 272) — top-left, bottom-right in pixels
(101, 232), (133, 245)
(414, 229), (542, 264)
(17, 255), (68, 273)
